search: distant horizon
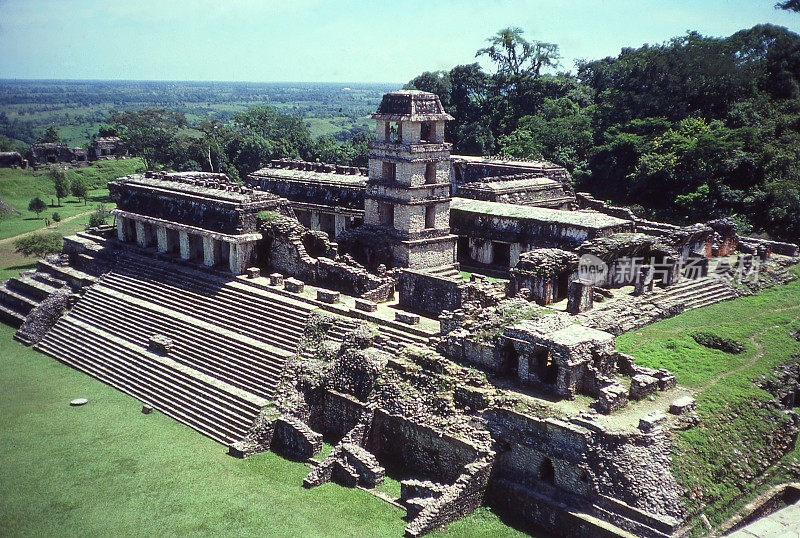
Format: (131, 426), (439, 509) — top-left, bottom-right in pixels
(0, 79), (403, 86)
(1, 0), (798, 83)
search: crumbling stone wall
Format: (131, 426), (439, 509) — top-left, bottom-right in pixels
(405, 452), (495, 537)
(260, 212), (395, 301)
(366, 409), (481, 484)
(508, 248), (578, 305)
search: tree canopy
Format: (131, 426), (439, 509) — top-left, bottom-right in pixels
(404, 24), (800, 243)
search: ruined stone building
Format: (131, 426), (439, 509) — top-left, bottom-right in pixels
(25, 142), (88, 167)
(1, 90), (799, 538)
(88, 136), (128, 160)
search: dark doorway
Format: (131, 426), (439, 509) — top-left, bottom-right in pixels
(420, 122), (432, 142)
(457, 237), (470, 262)
(539, 458), (555, 485)
(534, 347), (558, 385)
(493, 242), (511, 268)
(499, 342), (519, 377)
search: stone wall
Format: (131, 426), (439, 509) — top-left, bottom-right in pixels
(366, 409), (480, 484)
(261, 213), (395, 301)
(405, 453), (495, 537)
(322, 389), (369, 441)
(398, 269), (464, 315)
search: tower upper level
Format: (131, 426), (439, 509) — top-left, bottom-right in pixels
(370, 90), (454, 145)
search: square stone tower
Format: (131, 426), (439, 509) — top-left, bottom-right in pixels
(365, 90), (458, 269)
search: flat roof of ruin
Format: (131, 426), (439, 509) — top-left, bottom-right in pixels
(250, 167), (368, 187)
(451, 155), (567, 170)
(460, 176), (560, 192)
(113, 173), (279, 205)
(450, 197), (631, 229)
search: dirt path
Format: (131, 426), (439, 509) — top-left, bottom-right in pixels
(0, 210), (94, 246)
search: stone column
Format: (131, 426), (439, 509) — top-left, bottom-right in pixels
(203, 236), (220, 267)
(116, 217), (128, 242)
(228, 242), (253, 274)
(567, 280), (593, 314)
(517, 352), (529, 384)
(179, 231), (191, 260)
(135, 221), (150, 248)
(156, 226), (169, 253)
(334, 214), (347, 238)
(510, 243), (523, 268)
(310, 211), (320, 231)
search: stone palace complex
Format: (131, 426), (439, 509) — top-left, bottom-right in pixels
(1, 91), (799, 537)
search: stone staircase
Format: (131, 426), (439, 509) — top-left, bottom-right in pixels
(650, 277), (738, 311)
(318, 317), (431, 357)
(37, 317), (267, 445)
(35, 253), (315, 446)
(0, 258), (97, 330)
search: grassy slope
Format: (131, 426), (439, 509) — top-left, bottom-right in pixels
(0, 323), (526, 536)
(617, 265), (800, 527)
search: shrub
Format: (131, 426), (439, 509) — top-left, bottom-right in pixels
(13, 232), (62, 258)
(52, 212), (61, 223)
(87, 204), (111, 229)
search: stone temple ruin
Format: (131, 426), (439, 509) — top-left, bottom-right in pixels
(1, 90), (800, 537)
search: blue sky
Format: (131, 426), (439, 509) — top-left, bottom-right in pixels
(0, 0), (798, 83)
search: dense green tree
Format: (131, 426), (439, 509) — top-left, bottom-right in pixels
(50, 170), (70, 206)
(777, 0), (800, 12)
(27, 196), (46, 217)
(108, 108), (187, 169)
(38, 126), (60, 143)
(476, 27), (560, 78)
(70, 177), (88, 205)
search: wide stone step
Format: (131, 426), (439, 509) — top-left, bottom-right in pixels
(74, 288), (288, 395)
(0, 302), (26, 327)
(98, 274), (304, 352)
(37, 258), (97, 288)
(7, 276), (57, 302)
(0, 283), (38, 315)
(37, 330), (250, 444)
(36, 320), (265, 444)
(46, 319), (264, 422)
(104, 273), (307, 340)
(70, 297), (281, 400)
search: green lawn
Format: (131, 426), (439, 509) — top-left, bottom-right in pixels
(0, 322), (526, 537)
(617, 265), (800, 528)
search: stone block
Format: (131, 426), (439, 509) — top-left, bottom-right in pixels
(147, 334), (173, 355)
(355, 298), (378, 312)
(317, 289), (341, 304)
(639, 410), (668, 432)
(655, 369), (677, 390)
(567, 280), (593, 314)
(630, 374), (659, 400)
(453, 385), (494, 411)
(246, 267), (260, 279)
(597, 383), (629, 414)
(269, 272), (284, 286)
(284, 278), (304, 293)
(669, 396), (696, 415)
(395, 311), (420, 325)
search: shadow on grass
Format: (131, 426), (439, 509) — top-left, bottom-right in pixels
(23, 217), (42, 221)
(5, 263), (36, 271)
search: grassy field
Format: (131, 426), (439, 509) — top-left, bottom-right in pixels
(0, 322), (528, 537)
(617, 265), (800, 527)
(0, 159), (141, 241)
